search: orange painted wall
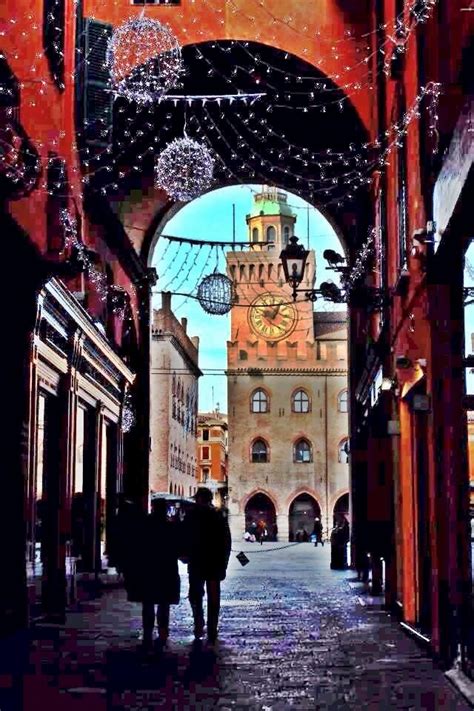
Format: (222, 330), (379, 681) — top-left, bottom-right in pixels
(83, 0), (374, 130)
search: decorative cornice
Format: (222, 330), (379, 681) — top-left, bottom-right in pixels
(226, 367), (348, 376)
(44, 278), (135, 383)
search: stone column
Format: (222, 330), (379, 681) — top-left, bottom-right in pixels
(277, 513), (289, 542)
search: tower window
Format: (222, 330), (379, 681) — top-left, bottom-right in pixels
(294, 438), (312, 463)
(292, 389), (310, 413)
(252, 227), (259, 243)
(337, 390), (348, 413)
(266, 226), (276, 243)
(251, 438), (268, 463)
(251, 388), (269, 413)
(283, 225), (290, 245)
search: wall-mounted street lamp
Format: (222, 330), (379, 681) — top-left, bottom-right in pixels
(280, 235), (388, 310)
(279, 235), (345, 304)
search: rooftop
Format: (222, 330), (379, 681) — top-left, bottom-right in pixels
(248, 187), (296, 219)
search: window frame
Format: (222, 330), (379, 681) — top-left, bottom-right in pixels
(250, 388), (269, 413)
(338, 438), (350, 463)
(292, 388), (311, 413)
(293, 438), (312, 463)
(250, 438), (269, 463)
(337, 389), (348, 413)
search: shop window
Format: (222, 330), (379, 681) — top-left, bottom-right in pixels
(251, 388), (269, 413)
(292, 389), (310, 413)
(337, 389), (348, 413)
(251, 439), (268, 463)
(294, 438), (312, 463)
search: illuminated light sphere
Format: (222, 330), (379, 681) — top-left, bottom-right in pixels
(106, 16), (183, 104)
(197, 271), (235, 315)
(121, 391), (136, 433)
(155, 137), (215, 201)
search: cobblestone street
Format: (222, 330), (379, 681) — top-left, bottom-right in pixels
(20, 544), (469, 710)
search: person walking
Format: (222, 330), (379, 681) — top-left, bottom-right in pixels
(182, 487), (231, 644)
(256, 519), (267, 545)
(117, 497), (181, 653)
(313, 517), (324, 547)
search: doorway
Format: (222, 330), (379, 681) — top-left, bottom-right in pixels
(289, 494), (321, 542)
(333, 493), (349, 526)
(245, 493), (277, 541)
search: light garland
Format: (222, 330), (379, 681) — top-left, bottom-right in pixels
(61, 209), (108, 303)
(106, 15), (183, 104)
(341, 230), (376, 294)
(155, 136), (215, 201)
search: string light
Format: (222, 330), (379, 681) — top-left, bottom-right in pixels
(61, 209), (108, 303)
(121, 389), (136, 433)
(106, 15), (183, 104)
(155, 136), (215, 201)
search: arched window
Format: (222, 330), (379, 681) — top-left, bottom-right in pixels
(252, 227), (259, 243)
(266, 225), (276, 243)
(251, 439), (268, 463)
(294, 438), (312, 463)
(292, 389), (310, 413)
(338, 438), (350, 463)
(251, 388), (269, 413)
(338, 389), (348, 413)
(283, 225), (290, 245)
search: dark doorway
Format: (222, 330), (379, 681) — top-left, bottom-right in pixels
(289, 494), (321, 542)
(333, 493), (349, 526)
(245, 493), (277, 541)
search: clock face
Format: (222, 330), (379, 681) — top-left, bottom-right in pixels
(248, 293), (297, 341)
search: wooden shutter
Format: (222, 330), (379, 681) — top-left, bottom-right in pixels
(80, 18), (113, 151)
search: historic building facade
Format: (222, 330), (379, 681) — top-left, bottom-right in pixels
(150, 292), (201, 498)
(226, 189), (349, 541)
(197, 409), (229, 508)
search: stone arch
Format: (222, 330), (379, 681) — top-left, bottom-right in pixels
(241, 488), (279, 516)
(244, 490), (278, 541)
(288, 492), (321, 542)
(331, 490), (350, 527)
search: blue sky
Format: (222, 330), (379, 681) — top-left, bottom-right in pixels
(151, 184), (346, 412)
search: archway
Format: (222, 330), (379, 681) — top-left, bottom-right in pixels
(333, 493), (349, 526)
(289, 493), (321, 542)
(245, 493), (277, 541)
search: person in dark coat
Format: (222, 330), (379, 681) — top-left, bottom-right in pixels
(140, 498), (181, 650)
(182, 487), (231, 643)
(313, 517), (324, 547)
(330, 514), (350, 570)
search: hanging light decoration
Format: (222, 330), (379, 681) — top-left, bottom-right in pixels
(121, 390), (136, 433)
(106, 15), (183, 104)
(155, 136), (215, 201)
(197, 269), (235, 315)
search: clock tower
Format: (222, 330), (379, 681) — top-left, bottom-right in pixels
(227, 187), (316, 364)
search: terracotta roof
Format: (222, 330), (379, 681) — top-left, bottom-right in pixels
(313, 311), (348, 338)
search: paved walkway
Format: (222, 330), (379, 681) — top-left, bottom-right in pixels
(17, 544), (471, 709)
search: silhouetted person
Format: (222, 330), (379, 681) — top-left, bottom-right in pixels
(330, 514), (350, 570)
(182, 487), (231, 643)
(313, 518), (324, 547)
(140, 498), (181, 651)
(110, 495), (144, 579)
